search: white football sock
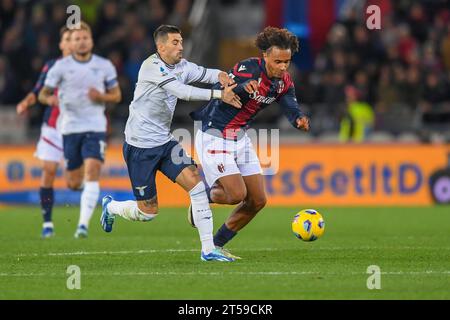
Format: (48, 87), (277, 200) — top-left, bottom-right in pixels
(107, 200), (156, 221)
(43, 222), (54, 229)
(189, 182), (215, 254)
(78, 181), (100, 227)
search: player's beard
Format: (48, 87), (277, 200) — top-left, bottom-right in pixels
(174, 51), (183, 63)
(76, 48), (91, 58)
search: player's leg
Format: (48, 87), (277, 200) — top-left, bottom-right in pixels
(161, 141), (233, 261)
(63, 133), (84, 190)
(101, 142), (160, 232)
(74, 132), (106, 237)
(34, 125), (63, 238)
(211, 175), (266, 251)
(73, 157), (101, 237)
(213, 134), (265, 249)
(40, 160), (59, 232)
(66, 167), (84, 190)
(194, 129), (246, 204)
(209, 174), (247, 204)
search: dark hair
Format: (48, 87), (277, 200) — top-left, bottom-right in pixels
(255, 27), (299, 54)
(153, 25), (181, 44)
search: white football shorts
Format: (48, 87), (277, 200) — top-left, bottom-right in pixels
(195, 129), (262, 187)
(34, 124), (64, 162)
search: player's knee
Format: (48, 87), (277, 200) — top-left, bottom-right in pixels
(67, 180), (82, 190)
(43, 166), (57, 178)
(246, 195), (267, 213)
(227, 187), (247, 204)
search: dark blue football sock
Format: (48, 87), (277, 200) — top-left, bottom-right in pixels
(39, 187), (54, 223)
(214, 223), (237, 247)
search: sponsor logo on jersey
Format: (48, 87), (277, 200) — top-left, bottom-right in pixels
(249, 91), (277, 104)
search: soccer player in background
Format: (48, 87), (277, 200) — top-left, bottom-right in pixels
(16, 26), (72, 238)
(190, 27), (310, 259)
(39, 21), (122, 238)
(100, 25), (241, 262)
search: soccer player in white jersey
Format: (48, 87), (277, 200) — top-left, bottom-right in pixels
(100, 25), (241, 262)
(16, 26), (72, 238)
(39, 21), (122, 238)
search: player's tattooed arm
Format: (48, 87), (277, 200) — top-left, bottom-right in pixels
(38, 86), (58, 106)
(88, 86), (122, 104)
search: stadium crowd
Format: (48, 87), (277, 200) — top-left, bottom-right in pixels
(1, 0), (449, 140)
(291, 1), (450, 140)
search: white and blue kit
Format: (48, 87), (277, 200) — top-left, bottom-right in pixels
(124, 53), (222, 200)
(44, 54), (118, 170)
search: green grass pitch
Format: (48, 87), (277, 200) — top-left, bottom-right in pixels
(0, 205), (449, 299)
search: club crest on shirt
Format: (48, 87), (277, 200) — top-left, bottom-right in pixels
(160, 66), (168, 76)
(277, 80), (285, 94)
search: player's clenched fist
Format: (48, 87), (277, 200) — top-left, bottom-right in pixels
(296, 116), (310, 131)
(88, 88), (103, 103)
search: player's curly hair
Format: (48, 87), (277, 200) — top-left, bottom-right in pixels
(255, 27), (299, 54)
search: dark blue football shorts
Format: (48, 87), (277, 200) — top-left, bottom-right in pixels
(63, 132), (107, 171)
(123, 140), (196, 201)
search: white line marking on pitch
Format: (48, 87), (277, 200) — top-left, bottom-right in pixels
(1, 270), (450, 278)
(9, 246), (450, 258)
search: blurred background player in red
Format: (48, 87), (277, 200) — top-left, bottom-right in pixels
(15, 26), (72, 238)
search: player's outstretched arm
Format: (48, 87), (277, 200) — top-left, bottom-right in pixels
(88, 86), (122, 104)
(16, 92), (37, 115)
(38, 86), (58, 107)
(163, 80), (242, 108)
(278, 86), (309, 131)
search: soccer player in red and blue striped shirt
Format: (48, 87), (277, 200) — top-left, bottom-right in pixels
(190, 27), (310, 259)
(16, 26), (72, 238)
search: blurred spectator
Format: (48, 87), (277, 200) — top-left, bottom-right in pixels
(1, 0), (450, 139)
(441, 25), (450, 72)
(0, 55), (20, 104)
(404, 66), (422, 109)
(339, 85), (374, 142)
(420, 72), (449, 112)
